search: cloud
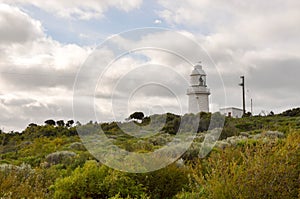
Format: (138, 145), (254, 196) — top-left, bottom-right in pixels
(0, 93), (75, 131)
(0, 37), (92, 91)
(1, 1), (300, 131)
(1, 0), (143, 20)
(156, 0), (300, 55)
(156, 0), (300, 114)
(0, 4), (92, 92)
(0, 4), (94, 131)
(0, 95), (36, 106)
(154, 19), (162, 24)
(73, 29), (226, 125)
(0, 4), (43, 44)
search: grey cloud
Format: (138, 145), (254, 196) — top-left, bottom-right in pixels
(247, 58), (300, 91)
(0, 97), (36, 106)
(0, 66), (77, 91)
(0, 97), (75, 131)
(246, 58), (300, 111)
(208, 57), (300, 114)
(2, 1), (300, 131)
(0, 4), (43, 44)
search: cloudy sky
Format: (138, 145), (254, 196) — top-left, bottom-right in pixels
(0, 0), (300, 131)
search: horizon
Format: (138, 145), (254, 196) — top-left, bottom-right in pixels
(2, 107), (299, 133)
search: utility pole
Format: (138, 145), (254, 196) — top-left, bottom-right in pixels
(239, 76), (246, 115)
(251, 98), (253, 116)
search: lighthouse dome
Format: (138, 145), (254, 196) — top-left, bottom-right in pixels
(189, 62), (207, 86)
(191, 62), (206, 76)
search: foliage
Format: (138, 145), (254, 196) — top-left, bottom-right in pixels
(56, 120), (65, 127)
(45, 151), (76, 166)
(45, 119), (56, 126)
(134, 164), (191, 199)
(69, 142), (86, 151)
(219, 118), (239, 140)
(280, 107), (300, 117)
(161, 113), (181, 135)
(129, 112), (145, 120)
(0, 109), (300, 198)
(52, 160), (145, 199)
(0, 164), (60, 198)
(190, 132), (300, 198)
(66, 120), (74, 127)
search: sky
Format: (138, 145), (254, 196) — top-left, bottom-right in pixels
(0, 0), (300, 131)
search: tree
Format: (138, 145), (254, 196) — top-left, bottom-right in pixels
(56, 120), (65, 127)
(129, 112), (144, 120)
(28, 123), (38, 127)
(243, 112), (252, 117)
(66, 120), (74, 127)
(76, 121), (81, 126)
(280, 108), (300, 117)
(44, 119), (55, 126)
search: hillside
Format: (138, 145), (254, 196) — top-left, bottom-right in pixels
(0, 109), (299, 198)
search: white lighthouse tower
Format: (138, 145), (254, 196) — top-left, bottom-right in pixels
(187, 62), (210, 113)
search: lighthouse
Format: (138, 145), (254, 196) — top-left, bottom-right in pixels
(187, 62), (210, 113)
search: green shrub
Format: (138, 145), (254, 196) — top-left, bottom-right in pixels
(134, 164), (190, 199)
(190, 131), (300, 198)
(52, 160), (145, 199)
(69, 142), (86, 151)
(45, 151), (76, 166)
(235, 122), (254, 131)
(219, 122), (239, 140)
(0, 164), (60, 198)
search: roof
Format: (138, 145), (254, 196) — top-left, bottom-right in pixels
(220, 107), (243, 111)
(190, 62), (206, 76)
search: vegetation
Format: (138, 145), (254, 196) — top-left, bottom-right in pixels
(128, 112), (145, 121)
(0, 109), (299, 198)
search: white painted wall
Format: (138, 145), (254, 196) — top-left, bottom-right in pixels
(220, 107), (243, 118)
(188, 93), (209, 113)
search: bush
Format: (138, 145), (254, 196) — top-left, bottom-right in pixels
(53, 160), (145, 199)
(135, 164), (191, 199)
(219, 121), (239, 140)
(190, 131), (300, 198)
(280, 108), (300, 117)
(45, 151), (76, 166)
(68, 142), (86, 151)
(0, 164), (60, 198)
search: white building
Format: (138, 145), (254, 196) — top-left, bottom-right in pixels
(187, 62), (210, 113)
(220, 107), (243, 118)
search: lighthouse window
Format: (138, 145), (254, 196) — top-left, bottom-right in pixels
(199, 76), (204, 86)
